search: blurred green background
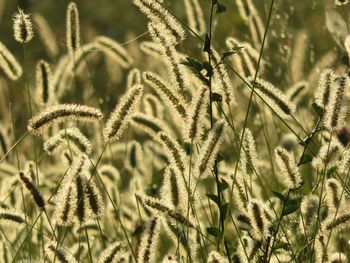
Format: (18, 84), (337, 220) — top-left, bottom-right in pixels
(0, 0), (336, 63)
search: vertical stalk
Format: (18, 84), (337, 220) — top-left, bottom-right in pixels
(84, 224), (93, 263)
(205, 1), (232, 261)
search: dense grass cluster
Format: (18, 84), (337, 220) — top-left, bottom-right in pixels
(0, 0), (350, 262)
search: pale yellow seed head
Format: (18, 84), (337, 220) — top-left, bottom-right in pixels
(13, 8), (33, 43)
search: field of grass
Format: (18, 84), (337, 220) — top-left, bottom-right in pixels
(0, 0), (350, 262)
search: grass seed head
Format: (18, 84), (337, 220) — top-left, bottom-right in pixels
(13, 8), (33, 43)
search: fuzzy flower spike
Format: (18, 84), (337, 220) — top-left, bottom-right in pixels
(13, 8), (33, 43)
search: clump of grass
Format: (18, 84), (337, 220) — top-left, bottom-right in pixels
(3, 0), (350, 262)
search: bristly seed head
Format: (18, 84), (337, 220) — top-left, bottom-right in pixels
(247, 77), (296, 119)
(66, 2), (80, 55)
(240, 128), (259, 176)
(324, 76), (349, 130)
(36, 60), (54, 106)
(45, 241), (78, 263)
(27, 104), (103, 135)
(44, 127), (92, 156)
(193, 120), (226, 179)
(300, 194), (319, 234)
(13, 8), (33, 43)
(325, 178), (343, 213)
(0, 41), (23, 80)
(137, 217), (161, 263)
(247, 199), (271, 241)
(184, 86), (207, 143)
(0, 207), (26, 225)
(157, 131), (186, 175)
(18, 171), (46, 210)
(335, 0), (349, 6)
(98, 241), (126, 263)
(275, 146), (302, 189)
(103, 84), (143, 142)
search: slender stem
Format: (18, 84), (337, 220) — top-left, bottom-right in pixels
(205, 1), (231, 259)
(0, 130), (29, 163)
(186, 140), (194, 263)
(267, 190), (291, 262)
(96, 218), (106, 248)
(84, 224), (93, 263)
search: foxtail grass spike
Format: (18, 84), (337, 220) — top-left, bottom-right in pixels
(287, 81), (308, 103)
(98, 241), (125, 263)
(232, 174), (250, 213)
(160, 167), (187, 211)
(184, 86), (207, 143)
(137, 217), (161, 263)
(143, 93), (164, 118)
(66, 2), (80, 55)
(300, 194), (319, 234)
(13, 8), (33, 43)
(27, 104), (103, 134)
(103, 84), (143, 142)
(18, 171), (46, 210)
(75, 174), (86, 222)
(157, 131), (186, 175)
(137, 194), (194, 227)
(324, 76), (348, 130)
(325, 213), (350, 231)
(54, 175), (78, 226)
(183, 0), (205, 35)
(83, 175), (105, 218)
(240, 128), (259, 176)
(211, 48), (235, 105)
(126, 140), (143, 172)
(143, 71), (187, 119)
(0, 41), (22, 80)
(315, 234), (329, 263)
(236, 0), (254, 21)
(45, 242), (78, 263)
(132, 0), (185, 42)
(247, 199), (270, 241)
(325, 178), (343, 213)
(194, 120), (226, 179)
(275, 146), (302, 189)
(36, 60), (53, 106)
(127, 68), (141, 89)
(44, 128), (92, 156)
(148, 23), (188, 91)
(0, 127), (9, 157)
(99, 165), (120, 183)
(0, 208), (25, 225)
(315, 68), (335, 109)
(248, 77), (296, 119)
(312, 141), (342, 170)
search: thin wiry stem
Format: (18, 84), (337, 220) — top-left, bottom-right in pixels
(84, 224), (93, 263)
(204, 1), (232, 261)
